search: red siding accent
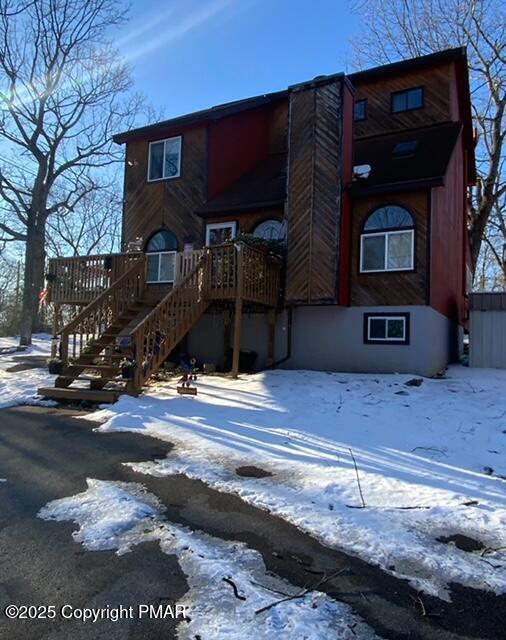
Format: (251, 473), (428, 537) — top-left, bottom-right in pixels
(338, 83), (354, 305)
(430, 132), (467, 324)
(207, 107), (272, 199)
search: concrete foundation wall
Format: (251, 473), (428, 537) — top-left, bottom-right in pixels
(286, 305), (456, 377)
(188, 305), (458, 377)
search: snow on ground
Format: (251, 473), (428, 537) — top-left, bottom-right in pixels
(0, 333), (55, 409)
(88, 366), (506, 600)
(39, 478), (378, 640)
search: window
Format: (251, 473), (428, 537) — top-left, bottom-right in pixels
(253, 219), (286, 241)
(391, 87), (424, 113)
(205, 222), (237, 246)
(360, 205), (414, 273)
(148, 136), (182, 181)
(393, 141), (418, 157)
(364, 313), (410, 345)
(354, 99), (367, 122)
(145, 230), (178, 283)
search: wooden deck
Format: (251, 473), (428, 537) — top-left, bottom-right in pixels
(41, 244), (282, 401)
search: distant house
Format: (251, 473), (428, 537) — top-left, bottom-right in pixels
(40, 47), (475, 402)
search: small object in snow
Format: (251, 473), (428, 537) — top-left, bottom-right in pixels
(405, 378), (423, 387)
(395, 390), (409, 396)
(177, 373), (197, 395)
(235, 465), (272, 479)
(437, 534), (485, 553)
(483, 466), (494, 475)
(328, 504), (334, 511)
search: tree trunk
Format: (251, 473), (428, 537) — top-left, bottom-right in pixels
(19, 218), (46, 346)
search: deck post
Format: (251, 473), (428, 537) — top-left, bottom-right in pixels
(266, 309), (276, 367)
(231, 244), (244, 377)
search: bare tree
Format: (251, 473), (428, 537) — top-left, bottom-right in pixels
(350, 0), (506, 286)
(46, 178), (122, 257)
(0, 0), (143, 344)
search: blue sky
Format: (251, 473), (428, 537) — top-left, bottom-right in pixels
(121, 0), (361, 119)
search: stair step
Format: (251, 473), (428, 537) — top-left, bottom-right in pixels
(37, 387), (121, 403)
(58, 375), (125, 383)
(70, 364), (120, 371)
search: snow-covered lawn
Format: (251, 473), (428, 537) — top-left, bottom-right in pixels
(39, 479), (377, 640)
(0, 333), (55, 409)
(88, 366), (506, 600)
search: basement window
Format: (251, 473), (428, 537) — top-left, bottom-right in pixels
(147, 136), (182, 181)
(391, 87), (424, 113)
(354, 99), (367, 122)
(364, 313), (410, 345)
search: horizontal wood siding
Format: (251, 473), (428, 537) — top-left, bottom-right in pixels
(123, 127), (207, 250)
(285, 79), (343, 304)
(350, 191), (428, 306)
(354, 63), (453, 139)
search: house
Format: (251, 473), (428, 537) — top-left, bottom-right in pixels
(39, 47), (475, 403)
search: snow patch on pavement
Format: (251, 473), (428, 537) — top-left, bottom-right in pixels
(0, 333), (55, 408)
(39, 479), (378, 640)
(88, 367), (506, 598)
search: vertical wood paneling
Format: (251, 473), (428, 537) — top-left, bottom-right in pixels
(285, 78), (343, 304)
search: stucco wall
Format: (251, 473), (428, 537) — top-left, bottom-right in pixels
(187, 311), (289, 370)
(188, 305), (458, 377)
(285, 305), (457, 377)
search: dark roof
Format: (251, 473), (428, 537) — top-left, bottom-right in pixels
(113, 90), (288, 144)
(351, 122), (462, 196)
(470, 293), (506, 312)
(348, 47), (466, 84)
(196, 153), (287, 216)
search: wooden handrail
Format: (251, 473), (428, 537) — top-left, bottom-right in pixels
(129, 254), (209, 391)
(48, 252), (143, 305)
(59, 257), (146, 363)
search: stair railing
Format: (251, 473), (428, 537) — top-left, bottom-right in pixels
(59, 256), (147, 363)
(129, 253), (209, 391)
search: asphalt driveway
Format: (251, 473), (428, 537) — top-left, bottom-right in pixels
(0, 405), (505, 640)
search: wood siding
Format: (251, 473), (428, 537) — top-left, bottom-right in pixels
(123, 127), (207, 250)
(285, 78), (344, 304)
(353, 63), (453, 139)
(430, 132), (467, 324)
(350, 191), (428, 306)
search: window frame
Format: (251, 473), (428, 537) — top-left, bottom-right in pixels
(354, 98), (367, 122)
(205, 221), (237, 246)
(146, 251), (177, 284)
(363, 312), (410, 345)
(147, 135), (182, 183)
(360, 228), (415, 273)
(390, 86), (424, 114)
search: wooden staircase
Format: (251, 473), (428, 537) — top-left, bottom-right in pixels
(39, 254), (211, 403)
(39, 243), (282, 404)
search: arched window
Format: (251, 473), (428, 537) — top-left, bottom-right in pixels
(145, 230), (178, 283)
(253, 219), (286, 241)
(360, 205), (414, 273)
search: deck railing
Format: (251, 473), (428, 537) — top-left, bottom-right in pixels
(206, 243), (282, 306)
(48, 252), (144, 305)
(59, 257), (146, 363)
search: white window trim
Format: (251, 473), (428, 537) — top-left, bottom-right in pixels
(360, 229), (414, 273)
(147, 136), (182, 182)
(367, 316), (407, 342)
(205, 221), (237, 246)
(146, 250), (176, 284)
